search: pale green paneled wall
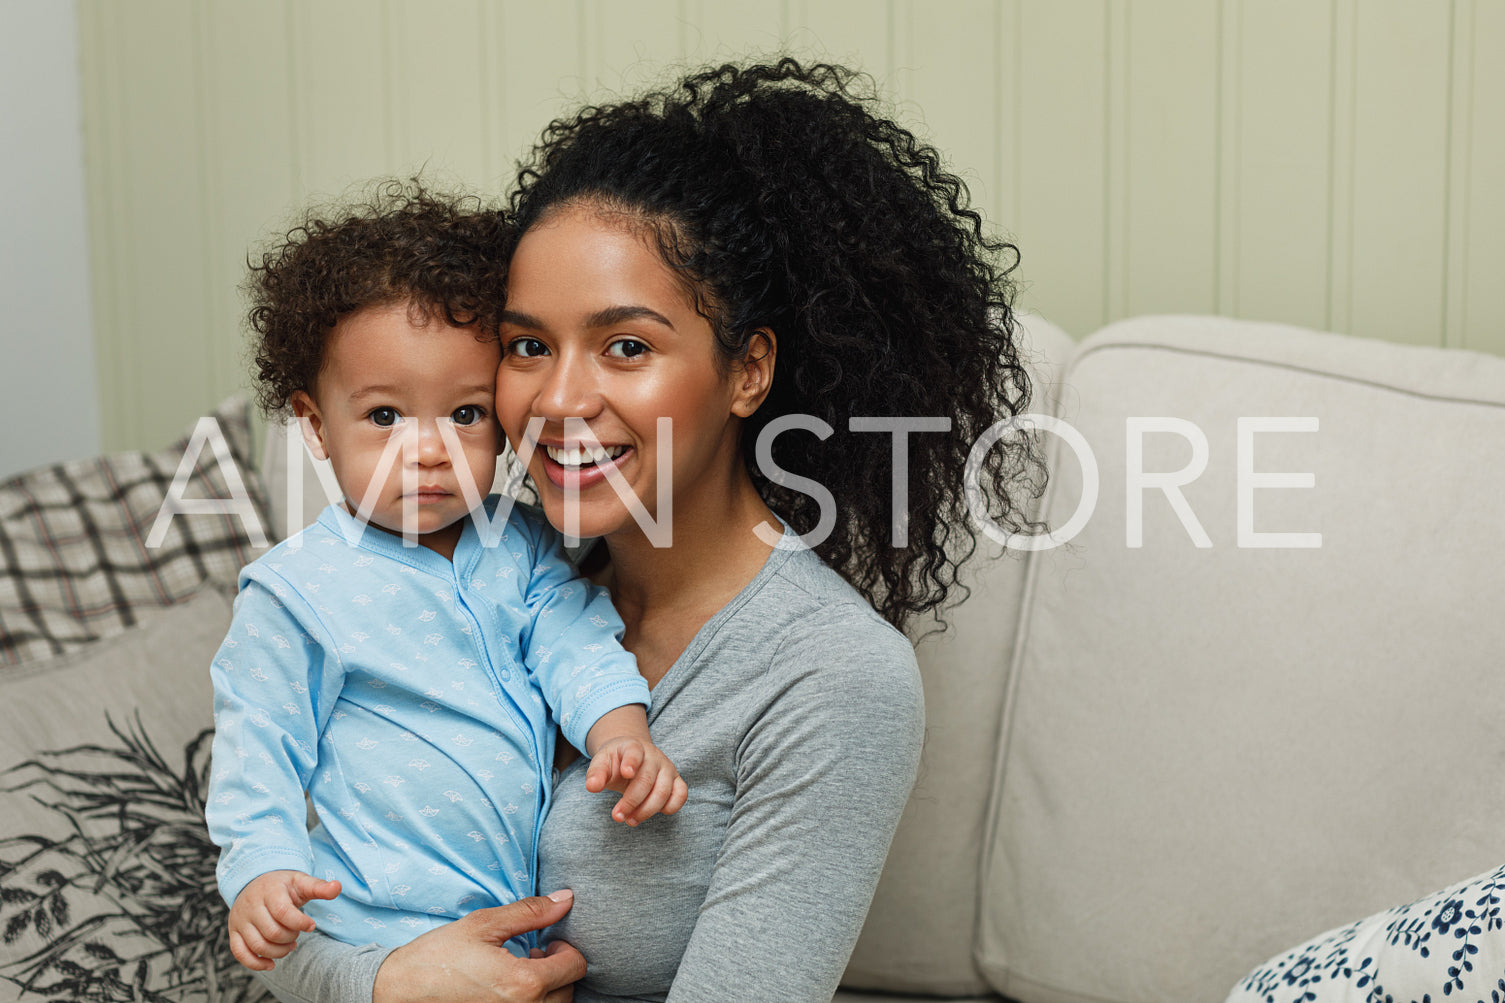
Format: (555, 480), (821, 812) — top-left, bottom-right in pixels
(79, 0), (1505, 452)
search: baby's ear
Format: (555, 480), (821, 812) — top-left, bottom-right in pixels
(290, 392), (331, 461)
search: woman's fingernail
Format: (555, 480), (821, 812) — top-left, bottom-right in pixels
(547, 889), (574, 904)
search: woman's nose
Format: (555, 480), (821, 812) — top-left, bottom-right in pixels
(535, 351), (604, 420)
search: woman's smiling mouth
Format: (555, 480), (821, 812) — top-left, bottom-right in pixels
(544, 443), (629, 469)
(538, 442), (633, 490)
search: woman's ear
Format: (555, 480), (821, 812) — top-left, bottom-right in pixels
(730, 329), (777, 418)
(290, 391), (331, 461)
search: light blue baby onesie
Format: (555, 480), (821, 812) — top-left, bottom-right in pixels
(205, 498), (648, 951)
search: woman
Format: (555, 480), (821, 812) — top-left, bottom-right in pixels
(259, 58), (1037, 1003)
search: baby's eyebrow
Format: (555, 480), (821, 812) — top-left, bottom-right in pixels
(347, 385), (493, 403)
(349, 385), (400, 402)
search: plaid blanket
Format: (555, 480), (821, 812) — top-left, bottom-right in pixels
(0, 396), (270, 666)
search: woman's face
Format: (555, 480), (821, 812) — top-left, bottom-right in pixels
(496, 207), (765, 543)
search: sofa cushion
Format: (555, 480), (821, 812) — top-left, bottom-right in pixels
(0, 396), (269, 665)
(842, 312), (1074, 996)
(977, 316), (1505, 1003)
(0, 589), (268, 1001)
(1226, 861), (1505, 1003)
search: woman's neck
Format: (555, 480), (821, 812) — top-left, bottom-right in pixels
(594, 467), (778, 687)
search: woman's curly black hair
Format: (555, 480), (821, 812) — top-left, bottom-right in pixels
(510, 59), (1043, 630)
(248, 179), (512, 415)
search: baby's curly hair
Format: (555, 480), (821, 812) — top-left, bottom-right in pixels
(511, 59), (1044, 630)
(248, 180), (512, 416)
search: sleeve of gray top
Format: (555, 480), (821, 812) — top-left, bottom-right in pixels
(252, 931), (390, 1003)
(665, 606), (925, 1003)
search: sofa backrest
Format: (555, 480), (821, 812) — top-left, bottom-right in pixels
(843, 312), (1076, 996)
(979, 316), (1505, 1002)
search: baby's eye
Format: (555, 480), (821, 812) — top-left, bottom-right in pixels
(607, 339), (648, 359)
(508, 338), (549, 358)
(451, 405), (485, 426)
(369, 407), (399, 428)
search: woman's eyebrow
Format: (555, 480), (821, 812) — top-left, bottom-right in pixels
(585, 305), (675, 330)
(499, 304), (676, 331)
(499, 309), (545, 330)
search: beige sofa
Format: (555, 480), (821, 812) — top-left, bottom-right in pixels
(838, 314), (1505, 1002)
(2, 315), (1502, 1002)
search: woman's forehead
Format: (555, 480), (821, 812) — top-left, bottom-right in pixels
(508, 209), (694, 319)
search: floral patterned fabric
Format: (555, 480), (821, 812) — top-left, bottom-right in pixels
(0, 590), (269, 1002)
(1228, 865), (1505, 1003)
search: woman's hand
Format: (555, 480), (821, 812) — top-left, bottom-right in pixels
(372, 891), (586, 1003)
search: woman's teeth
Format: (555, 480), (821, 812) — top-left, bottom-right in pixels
(545, 444), (627, 468)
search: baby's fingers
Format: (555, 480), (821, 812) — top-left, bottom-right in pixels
(234, 916), (300, 969)
(626, 766), (685, 824)
(665, 776), (689, 816)
(617, 741), (644, 780)
(229, 929), (275, 972)
(288, 873), (340, 908)
(267, 897), (317, 936)
(585, 751), (617, 793)
(611, 765), (657, 824)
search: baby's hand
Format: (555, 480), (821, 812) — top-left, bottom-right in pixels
(227, 869), (341, 971)
(584, 737), (689, 826)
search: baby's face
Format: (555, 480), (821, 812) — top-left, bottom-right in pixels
(291, 301), (503, 557)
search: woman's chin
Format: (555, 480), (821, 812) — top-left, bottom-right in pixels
(538, 495), (633, 542)
(533, 461), (652, 541)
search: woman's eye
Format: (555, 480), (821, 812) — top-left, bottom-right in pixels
(451, 405), (485, 426)
(508, 338), (549, 358)
(607, 339), (649, 359)
(369, 407), (399, 428)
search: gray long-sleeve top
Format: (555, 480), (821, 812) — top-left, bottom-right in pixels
(540, 538), (924, 1002)
(252, 537), (924, 1003)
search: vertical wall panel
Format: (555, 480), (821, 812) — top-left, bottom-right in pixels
(1229, 0), (1334, 330)
(1214, 0), (1239, 317)
(1458, 0), (1505, 356)
(390, 0), (490, 187)
(1015, 0), (1109, 336)
(478, 1), (505, 187)
(105, 0), (217, 449)
(908, 0), (1007, 249)
(998, 1), (1023, 265)
(69, 1), (1505, 456)
(1345, 0), (1452, 346)
(202, 1), (300, 404)
(294, 1), (395, 195)
(1444, 0), (1472, 352)
(1327, 0), (1357, 335)
(583, 0), (688, 96)
(1104, 0), (1128, 320)
(498, 1), (586, 171)
(1122, 0), (1221, 317)
(687, 0), (788, 60)
(796, 0), (892, 76)
(79, 1), (128, 449)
